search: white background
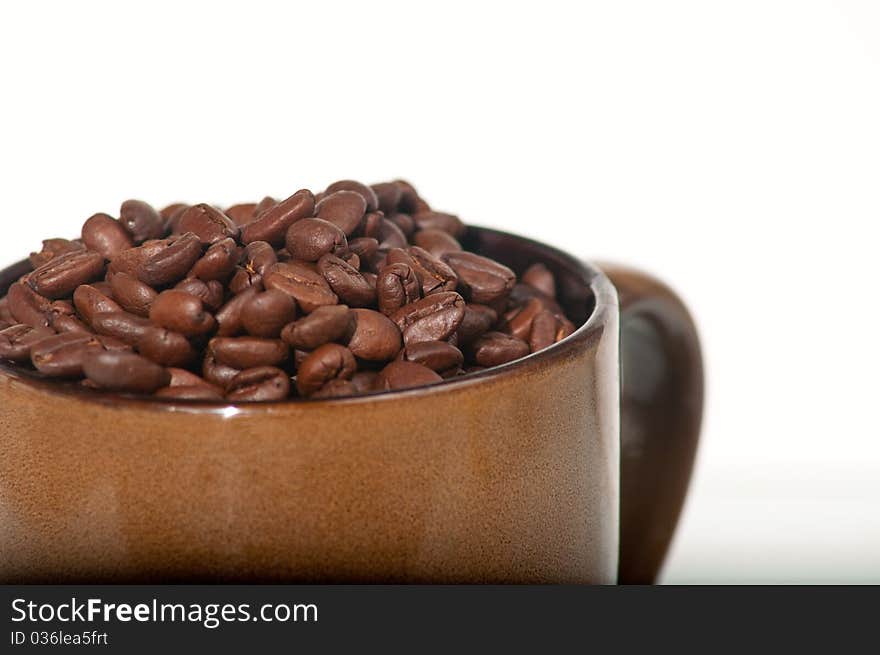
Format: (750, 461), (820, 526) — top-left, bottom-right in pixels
(1, 1), (878, 583)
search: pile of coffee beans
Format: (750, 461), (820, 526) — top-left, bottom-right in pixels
(0, 180), (576, 401)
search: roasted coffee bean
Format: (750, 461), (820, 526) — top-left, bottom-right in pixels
(28, 250), (106, 299)
(286, 218), (348, 262)
(312, 379), (357, 399)
(73, 284), (122, 327)
(350, 370), (379, 394)
(529, 310), (560, 352)
(347, 309), (402, 361)
(371, 182), (403, 214)
(361, 211), (383, 240)
(386, 212), (415, 238)
(386, 247), (457, 295)
(471, 331), (530, 367)
(242, 289), (297, 338)
(442, 251), (515, 306)
(0, 324), (54, 362)
(325, 180), (379, 213)
(81, 213), (133, 259)
(264, 262), (337, 313)
(136, 232), (203, 287)
(243, 241), (277, 275)
(394, 180), (430, 215)
(160, 203), (189, 234)
(29, 238), (85, 269)
(209, 337), (288, 369)
(178, 204), (239, 245)
(188, 237), (240, 281)
(348, 237), (379, 262)
(120, 199), (165, 244)
(46, 300), (88, 333)
(281, 304), (353, 350)
(215, 287), (257, 336)
(412, 228), (462, 257)
(107, 239), (171, 280)
(375, 361), (443, 391)
(82, 350), (170, 393)
(155, 385), (224, 401)
(229, 266), (263, 295)
(225, 203), (258, 226)
(315, 190), (367, 236)
(413, 211), (465, 238)
(241, 189), (315, 246)
(0, 298), (12, 324)
(522, 262), (556, 298)
(376, 218), (408, 250)
(254, 196), (278, 216)
(149, 290), (216, 337)
(7, 281), (51, 328)
(456, 303), (498, 346)
(203, 352), (241, 388)
(296, 343), (356, 397)
(167, 367), (215, 388)
(90, 311), (153, 345)
(399, 340), (463, 375)
(376, 263), (420, 315)
(174, 278), (225, 312)
(503, 297), (546, 342)
(317, 254), (376, 307)
(508, 282), (565, 316)
(226, 366), (290, 402)
(31, 332), (105, 377)
(109, 272), (157, 317)
(390, 291), (465, 345)
(136, 326), (196, 367)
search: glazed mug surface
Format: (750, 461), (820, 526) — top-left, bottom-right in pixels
(0, 227), (702, 584)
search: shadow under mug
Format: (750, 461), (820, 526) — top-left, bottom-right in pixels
(0, 227), (703, 584)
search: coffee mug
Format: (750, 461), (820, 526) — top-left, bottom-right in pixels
(0, 227), (703, 584)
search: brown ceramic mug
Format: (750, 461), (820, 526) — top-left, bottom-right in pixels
(0, 227), (703, 585)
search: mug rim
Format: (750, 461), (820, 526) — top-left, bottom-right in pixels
(0, 226), (618, 414)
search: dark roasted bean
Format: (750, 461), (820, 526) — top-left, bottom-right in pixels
(412, 229), (462, 257)
(311, 379), (357, 399)
(155, 385), (224, 401)
(387, 247), (457, 295)
(167, 367), (215, 388)
(390, 291), (465, 345)
(286, 218), (348, 262)
(149, 290), (215, 337)
(242, 289), (297, 338)
(413, 211), (465, 238)
(178, 204), (239, 245)
(376, 218), (408, 250)
(136, 326), (197, 367)
(296, 343), (356, 397)
(370, 182), (403, 214)
(160, 203), (189, 234)
(0, 324), (54, 362)
(361, 211), (383, 240)
(7, 281), (51, 328)
(82, 350), (170, 393)
(350, 370), (378, 394)
(28, 250), (106, 299)
(120, 200), (165, 243)
(209, 337), (288, 369)
(215, 287), (257, 336)
(281, 304), (353, 350)
(471, 331), (530, 367)
(316, 254), (376, 307)
(442, 251), (515, 306)
(73, 284), (122, 327)
(456, 303), (498, 346)
(229, 266), (263, 295)
(254, 196), (278, 216)
(348, 237), (379, 261)
(107, 239), (170, 280)
(243, 241), (278, 275)
(394, 180), (430, 215)
(503, 297), (546, 342)
(386, 212), (415, 238)
(241, 189), (315, 246)
(202, 352), (241, 388)
(81, 213), (134, 259)
(325, 180), (379, 212)
(90, 311), (152, 345)
(137, 232), (203, 287)
(347, 309), (402, 361)
(264, 262), (337, 313)
(30, 332), (105, 377)
(376, 263), (420, 316)
(225, 203), (258, 226)
(48, 301), (92, 333)
(174, 278), (225, 312)
(109, 272), (158, 317)
(522, 262), (556, 298)
(226, 366), (290, 402)
(399, 340), (463, 375)
(529, 309), (560, 352)
(188, 237), (240, 281)
(29, 238), (85, 269)
(375, 360), (442, 391)
(315, 190), (367, 236)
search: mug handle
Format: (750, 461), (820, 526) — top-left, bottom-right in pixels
(597, 263), (705, 584)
